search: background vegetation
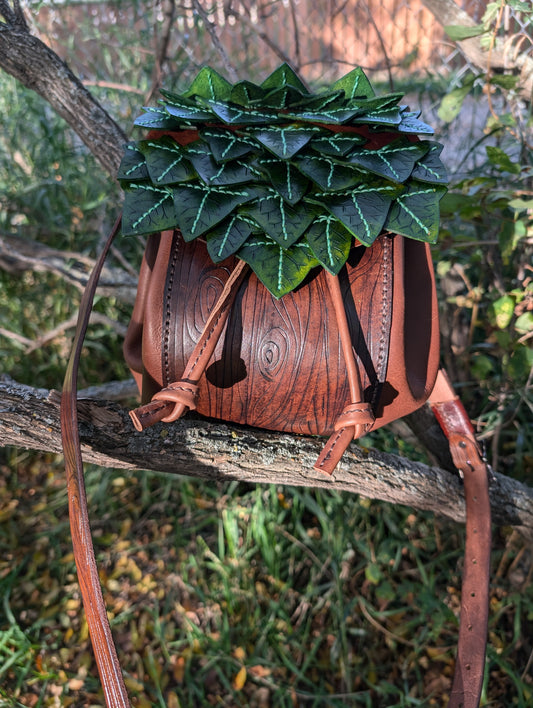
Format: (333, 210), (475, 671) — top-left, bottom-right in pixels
(0, 0), (532, 705)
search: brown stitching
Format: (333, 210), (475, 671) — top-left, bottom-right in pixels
(339, 406), (369, 416)
(137, 402), (168, 420)
(317, 428), (346, 467)
(376, 235), (391, 375)
(186, 305), (227, 377)
(163, 231), (180, 386)
(371, 235), (392, 410)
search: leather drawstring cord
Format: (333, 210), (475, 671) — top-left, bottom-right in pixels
(61, 215), (131, 708)
(130, 259), (249, 431)
(314, 271), (375, 475)
(429, 369), (491, 708)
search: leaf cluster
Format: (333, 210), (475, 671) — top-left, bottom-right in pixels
(119, 64), (447, 297)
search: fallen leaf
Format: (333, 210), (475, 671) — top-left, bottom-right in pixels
(233, 665), (247, 691)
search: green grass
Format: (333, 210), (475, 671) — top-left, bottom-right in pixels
(1, 451), (532, 707)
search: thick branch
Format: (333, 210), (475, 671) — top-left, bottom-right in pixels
(0, 19), (126, 177)
(421, 0), (533, 100)
(1, 379), (532, 536)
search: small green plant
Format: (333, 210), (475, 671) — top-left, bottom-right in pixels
(119, 63), (447, 297)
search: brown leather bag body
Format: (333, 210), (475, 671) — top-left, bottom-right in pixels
(124, 230), (440, 442)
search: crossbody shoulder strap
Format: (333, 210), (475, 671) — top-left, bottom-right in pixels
(429, 369), (491, 708)
(61, 216), (130, 708)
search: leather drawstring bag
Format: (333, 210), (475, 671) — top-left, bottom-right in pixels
(61, 64), (491, 708)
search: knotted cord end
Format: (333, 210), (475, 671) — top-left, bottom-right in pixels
(153, 381), (199, 422)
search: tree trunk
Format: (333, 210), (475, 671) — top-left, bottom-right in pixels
(0, 2), (125, 177)
(2, 378), (533, 536)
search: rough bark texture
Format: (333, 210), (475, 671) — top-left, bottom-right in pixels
(2, 379), (533, 536)
(421, 0), (533, 101)
(0, 2), (126, 177)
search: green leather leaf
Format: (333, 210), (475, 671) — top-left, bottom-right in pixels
(352, 107), (402, 126)
(117, 143), (149, 181)
(411, 142), (448, 184)
(139, 137), (197, 185)
(186, 145), (260, 186)
(121, 184), (175, 236)
(258, 159), (310, 205)
(238, 237), (319, 298)
(121, 63), (448, 296)
(292, 90), (345, 112)
(262, 86), (307, 108)
(332, 67), (375, 99)
(250, 126), (319, 159)
(230, 80), (266, 106)
(398, 110), (435, 134)
(182, 66), (232, 101)
(206, 214), (256, 262)
(243, 192), (318, 248)
(346, 140), (428, 184)
(163, 96), (214, 122)
(310, 133), (365, 157)
(260, 63), (309, 94)
(133, 107), (182, 130)
(206, 100), (280, 125)
(305, 216), (353, 274)
(384, 182), (447, 243)
(173, 184), (260, 240)
(310, 184), (400, 246)
(283, 106), (359, 125)
(200, 129), (257, 163)
(294, 155), (361, 191)
(347, 93), (403, 115)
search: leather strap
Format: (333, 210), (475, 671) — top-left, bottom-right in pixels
(429, 369), (491, 708)
(130, 258), (249, 431)
(60, 215), (130, 708)
(315, 271), (375, 474)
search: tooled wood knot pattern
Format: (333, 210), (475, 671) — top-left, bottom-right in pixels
(158, 231), (393, 436)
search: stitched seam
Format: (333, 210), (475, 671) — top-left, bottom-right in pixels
(138, 402), (168, 420)
(317, 428), (346, 467)
(187, 305), (227, 377)
(163, 232), (180, 386)
(169, 384), (197, 394)
(372, 235), (392, 408)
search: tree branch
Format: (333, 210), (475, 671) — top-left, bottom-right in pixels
(0, 232), (138, 304)
(1, 379), (532, 537)
(0, 7), (126, 177)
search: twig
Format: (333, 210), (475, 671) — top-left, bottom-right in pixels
(190, 0), (238, 82)
(287, 0), (301, 71)
(0, 327), (34, 348)
(226, 7), (295, 70)
(82, 81), (145, 95)
(0, 233), (137, 305)
(77, 378), (139, 401)
(1, 314), (128, 356)
(26, 312), (128, 354)
(146, 0), (176, 104)
(357, 598), (415, 647)
(361, 0), (394, 90)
